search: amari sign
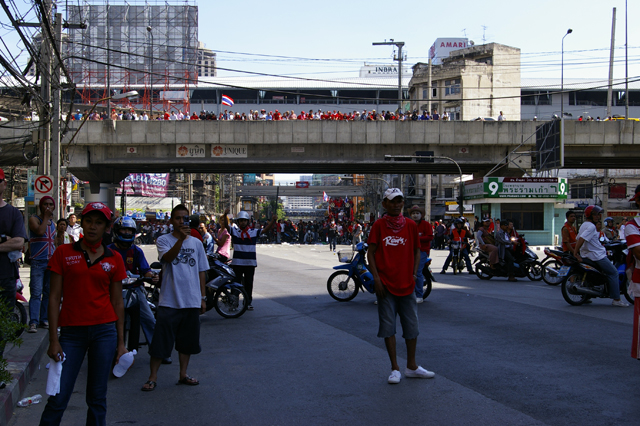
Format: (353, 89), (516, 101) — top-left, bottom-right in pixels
(465, 177), (568, 200)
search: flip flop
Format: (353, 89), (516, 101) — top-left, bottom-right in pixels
(177, 375), (199, 386)
(141, 380), (157, 392)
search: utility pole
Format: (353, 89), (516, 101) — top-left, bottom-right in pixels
(38, 0), (52, 178)
(606, 8), (616, 118)
(372, 40), (405, 112)
(425, 174), (431, 221)
(51, 12), (62, 219)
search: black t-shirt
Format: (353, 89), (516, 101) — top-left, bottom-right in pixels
(0, 204), (27, 279)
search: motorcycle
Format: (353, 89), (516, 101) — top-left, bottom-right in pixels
(204, 254), (249, 318)
(121, 273), (156, 351)
(447, 240), (468, 275)
(559, 241), (634, 306)
(540, 247), (566, 286)
(327, 242), (432, 302)
(474, 235), (540, 281)
(147, 258), (248, 319)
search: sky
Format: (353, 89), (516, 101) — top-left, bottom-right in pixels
(1, 0), (639, 184)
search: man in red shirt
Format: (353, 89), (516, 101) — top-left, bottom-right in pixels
(367, 188), (435, 384)
(408, 205), (433, 303)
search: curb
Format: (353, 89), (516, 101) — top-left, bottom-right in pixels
(0, 328), (48, 426)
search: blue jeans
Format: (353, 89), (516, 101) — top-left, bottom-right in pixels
(593, 257), (621, 300)
(29, 259), (50, 325)
(414, 251), (429, 298)
(39, 323), (117, 426)
(135, 287), (155, 344)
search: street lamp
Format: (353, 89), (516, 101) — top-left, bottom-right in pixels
(384, 154), (465, 217)
(561, 29), (572, 167)
(65, 90), (139, 146)
(146, 26), (154, 117)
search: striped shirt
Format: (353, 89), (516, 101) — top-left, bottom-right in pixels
(230, 226), (262, 267)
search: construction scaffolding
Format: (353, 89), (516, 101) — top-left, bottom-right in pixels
(65, 1), (198, 114)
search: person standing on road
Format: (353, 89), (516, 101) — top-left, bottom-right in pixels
(624, 186), (640, 358)
(39, 202), (127, 426)
(0, 168), (27, 357)
(198, 222), (215, 256)
(408, 206), (433, 303)
(142, 204), (208, 391)
(562, 210), (578, 254)
(367, 188), (435, 384)
(223, 209), (277, 311)
(213, 214), (231, 262)
(574, 205), (628, 307)
(27, 195), (56, 333)
(328, 220), (337, 252)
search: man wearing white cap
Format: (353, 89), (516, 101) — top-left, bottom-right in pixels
(367, 188), (435, 384)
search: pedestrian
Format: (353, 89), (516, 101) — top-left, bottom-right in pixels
(0, 168), (27, 357)
(220, 209), (276, 310)
(624, 185), (640, 358)
(142, 204), (209, 391)
(39, 202), (127, 426)
(198, 221), (215, 256)
(407, 205), (433, 303)
(66, 213), (82, 242)
(54, 218), (70, 247)
(27, 195), (56, 333)
(213, 214), (231, 262)
(367, 188), (435, 384)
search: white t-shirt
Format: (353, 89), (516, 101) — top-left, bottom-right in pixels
(576, 221), (606, 261)
(156, 234), (209, 309)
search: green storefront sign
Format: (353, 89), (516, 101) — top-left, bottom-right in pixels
(464, 177), (568, 200)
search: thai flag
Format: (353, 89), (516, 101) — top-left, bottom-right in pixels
(221, 95), (234, 107)
(323, 191), (329, 202)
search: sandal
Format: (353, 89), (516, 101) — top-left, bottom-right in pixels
(141, 380), (157, 392)
(177, 375), (199, 386)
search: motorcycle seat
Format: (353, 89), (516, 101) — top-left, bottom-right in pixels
(580, 257), (600, 269)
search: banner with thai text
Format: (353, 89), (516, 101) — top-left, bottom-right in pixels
(117, 173), (169, 197)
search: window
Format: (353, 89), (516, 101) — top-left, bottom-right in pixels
(444, 79), (461, 96)
(501, 203), (544, 230)
(570, 183), (593, 199)
(444, 187), (453, 198)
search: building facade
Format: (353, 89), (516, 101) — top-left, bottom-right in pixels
(197, 41), (216, 78)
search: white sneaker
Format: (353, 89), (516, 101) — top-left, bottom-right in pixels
(612, 299), (630, 307)
(404, 366), (435, 379)
(416, 297), (424, 304)
(388, 370), (401, 384)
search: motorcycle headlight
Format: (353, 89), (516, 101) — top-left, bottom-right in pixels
(122, 277), (137, 285)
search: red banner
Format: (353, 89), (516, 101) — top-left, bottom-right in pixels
(295, 181), (310, 188)
(117, 173), (169, 197)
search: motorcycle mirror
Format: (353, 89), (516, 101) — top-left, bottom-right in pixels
(150, 262), (162, 269)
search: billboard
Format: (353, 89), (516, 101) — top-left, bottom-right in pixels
(429, 38), (469, 65)
(465, 177), (568, 200)
(117, 173), (169, 197)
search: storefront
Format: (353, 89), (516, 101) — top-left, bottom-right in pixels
(464, 177), (572, 246)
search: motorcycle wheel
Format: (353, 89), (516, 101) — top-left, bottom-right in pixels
(214, 285), (248, 319)
(475, 262), (493, 280)
(422, 279), (433, 300)
(526, 261), (543, 281)
(11, 301), (27, 337)
(327, 271), (359, 302)
(542, 259), (564, 286)
(134, 237), (143, 246)
(561, 273), (590, 306)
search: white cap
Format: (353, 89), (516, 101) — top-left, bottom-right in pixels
(383, 188), (404, 201)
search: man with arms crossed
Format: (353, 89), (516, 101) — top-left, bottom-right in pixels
(142, 204), (209, 391)
(367, 188), (435, 384)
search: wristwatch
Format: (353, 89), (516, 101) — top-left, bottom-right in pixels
(201, 296), (207, 302)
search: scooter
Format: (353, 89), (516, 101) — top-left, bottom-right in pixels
(474, 236), (540, 281)
(511, 234), (543, 281)
(327, 242), (432, 302)
(121, 273), (155, 351)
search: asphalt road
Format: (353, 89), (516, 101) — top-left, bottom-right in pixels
(10, 243), (640, 426)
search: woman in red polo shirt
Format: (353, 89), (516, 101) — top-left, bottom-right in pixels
(39, 202), (127, 426)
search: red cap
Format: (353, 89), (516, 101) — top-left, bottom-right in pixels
(81, 202), (113, 221)
(0, 168), (4, 180)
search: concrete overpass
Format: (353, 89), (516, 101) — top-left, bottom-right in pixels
(0, 120), (638, 183)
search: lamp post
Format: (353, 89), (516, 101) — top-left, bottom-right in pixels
(561, 29), (572, 167)
(146, 26), (154, 117)
(384, 155), (465, 217)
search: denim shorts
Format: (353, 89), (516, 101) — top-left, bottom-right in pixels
(376, 290), (419, 340)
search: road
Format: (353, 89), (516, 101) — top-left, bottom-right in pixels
(10, 243), (640, 426)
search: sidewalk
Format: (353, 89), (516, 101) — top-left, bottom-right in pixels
(0, 265), (49, 426)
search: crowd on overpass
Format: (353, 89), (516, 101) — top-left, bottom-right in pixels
(67, 107), (456, 122)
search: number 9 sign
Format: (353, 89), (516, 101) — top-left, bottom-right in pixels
(488, 181), (499, 195)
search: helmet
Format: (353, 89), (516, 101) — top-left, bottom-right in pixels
(584, 205), (604, 219)
(236, 211), (250, 220)
(604, 217), (614, 224)
(113, 216), (136, 243)
(454, 218), (464, 225)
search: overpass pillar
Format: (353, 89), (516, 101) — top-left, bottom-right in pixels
(83, 183), (119, 217)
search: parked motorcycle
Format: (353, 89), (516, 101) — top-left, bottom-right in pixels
(147, 258), (248, 319)
(121, 273), (155, 351)
(540, 247), (566, 285)
(327, 242), (432, 302)
(559, 241), (634, 305)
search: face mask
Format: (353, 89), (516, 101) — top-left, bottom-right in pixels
(411, 213), (422, 220)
